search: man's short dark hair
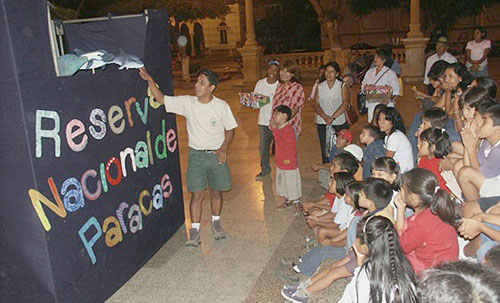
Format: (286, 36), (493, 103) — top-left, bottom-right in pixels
(483, 104), (500, 127)
(274, 105), (291, 121)
(198, 69), (219, 91)
(335, 153), (359, 175)
(423, 107), (448, 129)
(361, 178), (393, 209)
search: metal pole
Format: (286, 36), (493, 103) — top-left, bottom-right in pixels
(62, 13), (146, 24)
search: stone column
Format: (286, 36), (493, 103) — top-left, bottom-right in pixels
(237, 0), (261, 86)
(190, 33), (196, 58)
(401, 0), (429, 83)
(244, 0), (257, 47)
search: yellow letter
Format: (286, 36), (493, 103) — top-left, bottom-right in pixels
(28, 177), (67, 231)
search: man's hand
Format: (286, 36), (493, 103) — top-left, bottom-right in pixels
(215, 147), (227, 164)
(139, 67), (153, 82)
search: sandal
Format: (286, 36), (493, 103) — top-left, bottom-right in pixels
(276, 204), (288, 210)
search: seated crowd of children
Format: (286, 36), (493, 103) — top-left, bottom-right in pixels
(272, 62), (500, 303)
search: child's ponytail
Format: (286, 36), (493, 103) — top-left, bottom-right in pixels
(419, 128), (451, 159)
(402, 168), (456, 225)
(430, 188), (456, 226)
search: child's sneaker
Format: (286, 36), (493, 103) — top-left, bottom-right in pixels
(211, 220), (226, 240)
(278, 265), (300, 282)
(283, 282), (301, 291)
(281, 287), (309, 303)
(185, 228), (201, 247)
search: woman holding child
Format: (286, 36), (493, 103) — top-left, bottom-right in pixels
(313, 61), (350, 163)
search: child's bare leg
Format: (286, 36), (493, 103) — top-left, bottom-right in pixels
(458, 166), (486, 201)
(310, 209), (326, 217)
(463, 200), (483, 218)
(452, 159), (464, 179)
(307, 264), (351, 294)
(451, 142), (464, 155)
(464, 236), (482, 257)
(276, 195), (286, 208)
(317, 227), (340, 243)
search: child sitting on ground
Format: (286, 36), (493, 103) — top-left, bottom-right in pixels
(282, 216), (418, 303)
(394, 168), (459, 274)
(359, 125), (385, 179)
(302, 159), (357, 215)
(413, 107), (463, 166)
(309, 149), (359, 192)
(455, 102), (500, 181)
(370, 157), (406, 222)
(455, 86), (494, 132)
(417, 260), (500, 303)
(377, 106), (415, 173)
(306, 172), (356, 244)
(312, 129), (353, 190)
(271, 105), (302, 209)
(418, 128), (452, 193)
(278, 182), (362, 282)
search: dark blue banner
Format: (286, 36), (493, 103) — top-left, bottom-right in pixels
(0, 2), (184, 302)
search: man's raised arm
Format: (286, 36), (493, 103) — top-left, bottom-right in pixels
(139, 67), (165, 105)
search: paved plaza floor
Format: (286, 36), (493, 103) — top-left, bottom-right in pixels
(108, 62), (499, 302)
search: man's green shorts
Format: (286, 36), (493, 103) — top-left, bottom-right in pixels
(187, 148), (232, 192)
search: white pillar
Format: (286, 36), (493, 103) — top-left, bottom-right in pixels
(237, 0), (261, 86)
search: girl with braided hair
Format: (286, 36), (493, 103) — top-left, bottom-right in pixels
(338, 216), (417, 303)
(394, 168), (459, 274)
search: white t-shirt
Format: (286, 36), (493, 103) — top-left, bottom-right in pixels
(384, 130), (414, 173)
(254, 78), (278, 126)
(164, 95), (238, 150)
(338, 266), (374, 303)
(362, 66), (400, 96)
(332, 197), (353, 231)
(423, 52), (457, 84)
(466, 39), (491, 69)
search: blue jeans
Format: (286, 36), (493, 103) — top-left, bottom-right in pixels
(297, 244), (346, 276)
(477, 222), (500, 261)
(259, 125), (273, 175)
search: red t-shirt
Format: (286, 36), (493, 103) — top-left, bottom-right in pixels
(325, 192), (336, 208)
(400, 208), (458, 274)
(272, 123), (298, 170)
(418, 157), (450, 193)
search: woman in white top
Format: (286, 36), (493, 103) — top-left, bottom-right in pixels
(314, 61), (350, 163)
(377, 106), (414, 173)
(466, 26), (491, 77)
(362, 48), (400, 123)
(339, 216), (417, 303)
